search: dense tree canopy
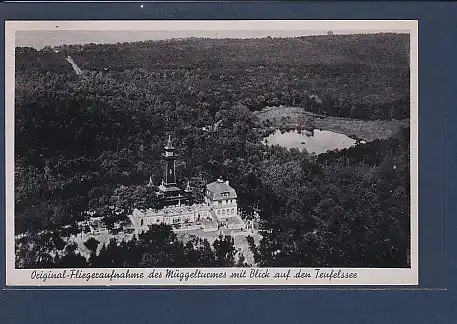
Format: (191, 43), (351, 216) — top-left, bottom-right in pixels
(16, 225), (242, 269)
(15, 34), (410, 268)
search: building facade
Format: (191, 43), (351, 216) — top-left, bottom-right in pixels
(204, 179), (238, 220)
(129, 136), (244, 234)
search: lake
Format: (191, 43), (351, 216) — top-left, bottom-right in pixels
(263, 129), (363, 154)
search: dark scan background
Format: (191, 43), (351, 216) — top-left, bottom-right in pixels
(1, 1), (454, 324)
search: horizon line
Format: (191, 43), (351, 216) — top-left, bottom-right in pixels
(16, 31), (409, 50)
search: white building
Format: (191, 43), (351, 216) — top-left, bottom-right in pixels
(130, 178), (244, 234)
(130, 203), (213, 232)
(204, 178), (238, 220)
(128, 137), (244, 234)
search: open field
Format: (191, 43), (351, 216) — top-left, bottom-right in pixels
(254, 106), (409, 142)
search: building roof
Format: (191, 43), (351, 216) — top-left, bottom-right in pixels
(205, 179), (237, 200)
(164, 135), (174, 150)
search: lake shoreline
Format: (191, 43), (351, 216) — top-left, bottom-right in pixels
(254, 106), (409, 142)
(263, 128), (360, 155)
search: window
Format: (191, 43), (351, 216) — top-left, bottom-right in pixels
(222, 210), (226, 216)
(231, 209), (235, 215)
(140, 219), (144, 226)
(218, 201), (222, 205)
(217, 210), (221, 215)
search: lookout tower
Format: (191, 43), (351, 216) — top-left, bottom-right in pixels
(163, 135), (177, 185)
(156, 135), (187, 206)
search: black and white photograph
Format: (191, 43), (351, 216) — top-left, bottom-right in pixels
(5, 20), (418, 285)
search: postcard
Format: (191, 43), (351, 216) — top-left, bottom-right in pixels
(5, 20), (418, 286)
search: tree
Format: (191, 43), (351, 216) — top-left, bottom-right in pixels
(84, 237), (100, 255)
(236, 253), (248, 267)
(213, 235), (236, 267)
(59, 243), (89, 268)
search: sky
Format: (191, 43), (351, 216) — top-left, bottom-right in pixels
(16, 29), (407, 50)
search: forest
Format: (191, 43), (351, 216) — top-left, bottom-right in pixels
(15, 33), (411, 268)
